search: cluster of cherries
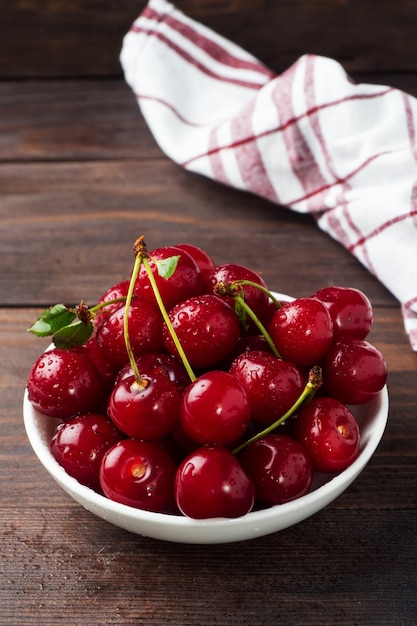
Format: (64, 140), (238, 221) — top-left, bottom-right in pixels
(26, 237), (387, 519)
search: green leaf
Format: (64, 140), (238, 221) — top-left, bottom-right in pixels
(52, 320), (94, 348)
(155, 255), (180, 279)
(28, 304), (77, 337)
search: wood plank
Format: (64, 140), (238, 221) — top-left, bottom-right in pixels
(0, 81), (159, 162)
(1, 507), (416, 624)
(2, 76), (417, 163)
(0, 159), (398, 307)
(2, 1), (417, 77)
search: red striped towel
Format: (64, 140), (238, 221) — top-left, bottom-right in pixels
(121, 0), (417, 351)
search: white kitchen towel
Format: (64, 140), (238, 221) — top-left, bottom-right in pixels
(120, 0), (417, 350)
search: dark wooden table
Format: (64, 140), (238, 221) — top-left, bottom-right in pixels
(1, 2), (416, 624)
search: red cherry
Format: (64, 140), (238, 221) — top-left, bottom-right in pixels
(116, 351), (190, 391)
(180, 370), (251, 445)
(218, 334), (272, 370)
(175, 446), (255, 519)
(206, 262), (271, 331)
(162, 294), (241, 370)
(107, 373), (181, 440)
(96, 297), (163, 373)
(269, 297), (334, 366)
(134, 245), (203, 311)
(239, 434), (313, 505)
(293, 396), (360, 473)
(80, 338), (116, 388)
(174, 243), (215, 278)
(323, 338), (387, 404)
(230, 350), (305, 426)
(312, 286), (373, 340)
(95, 280), (130, 326)
(100, 439), (176, 512)
(50, 413), (124, 492)
(27, 347), (104, 419)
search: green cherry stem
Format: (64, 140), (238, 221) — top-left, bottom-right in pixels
(141, 256), (196, 383)
(89, 297), (127, 315)
(232, 366), (323, 455)
(213, 280), (282, 358)
(123, 254), (148, 390)
(233, 280), (283, 309)
(234, 294), (281, 359)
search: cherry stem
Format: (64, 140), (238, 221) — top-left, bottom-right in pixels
(234, 294), (281, 359)
(233, 280), (282, 309)
(123, 255), (148, 390)
(90, 297), (127, 315)
(140, 256), (197, 383)
(232, 366), (323, 455)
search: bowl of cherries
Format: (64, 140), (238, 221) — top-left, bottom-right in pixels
(24, 237), (389, 544)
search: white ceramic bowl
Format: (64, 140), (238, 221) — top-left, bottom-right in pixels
(23, 292), (389, 544)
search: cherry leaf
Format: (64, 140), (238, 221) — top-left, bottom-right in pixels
(28, 304), (77, 337)
(53, 320), (94, 348)
(155, 255), (180, 279)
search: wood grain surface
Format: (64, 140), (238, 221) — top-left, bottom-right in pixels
(2, 1), (417, 77)
(1, 2), (416, 625)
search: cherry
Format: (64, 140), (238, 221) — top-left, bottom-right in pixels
(81, 338), (116, 388)
(96, 297), (163, 373)
(180, 370), (250, 445)
(206, 262), (271, 331)
(230, 350), (305, 426)
(239, 433), (313, 505)
(95, 280), (130, 326)
(162, 294), (241, 370)
(134, 245), (203, 311)
(312, 286), (373, 340)
(27, 347), (104, 419)
(50, 413), (124, 492)
(269, 297), (334, 366)
(100, 439), (176, 512)
(323, 338), (387, 404)
(175, 446), (255, 519)
(293, 396), (360, 473)
(175, 243), (215, 279)
(218, 334), (272, 370)
(117, 351), (190, 391)
(107, 372), (181, 440)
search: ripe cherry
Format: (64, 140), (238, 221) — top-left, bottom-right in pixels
(96, 297), (163, 373)
(50, 413), (124, 492)
(230, 350), (305, 426)
(269, 297), (334, 366)
(27, 347), (104, 419)
(134, 245), (203, 311)
(116, 351), (190, 391)
(95, 280), (130, 326)
(206, 262), (271, 331)
(100, 439), (176, 512)
(108, 373), (181, 440)
(312, 286), (373, 340)
(324, 338), (387, 404)
(175, 446), (255, 519)
(81, 338), (116, 388)
(162, 294), (241, 370)
(239, 434), (313, 505)
(175, 243), (215, 279)
(293, 396), (360, 473)
(180, 370), (251, 445)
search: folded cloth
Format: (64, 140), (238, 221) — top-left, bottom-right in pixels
(120, 0), (417, 350)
